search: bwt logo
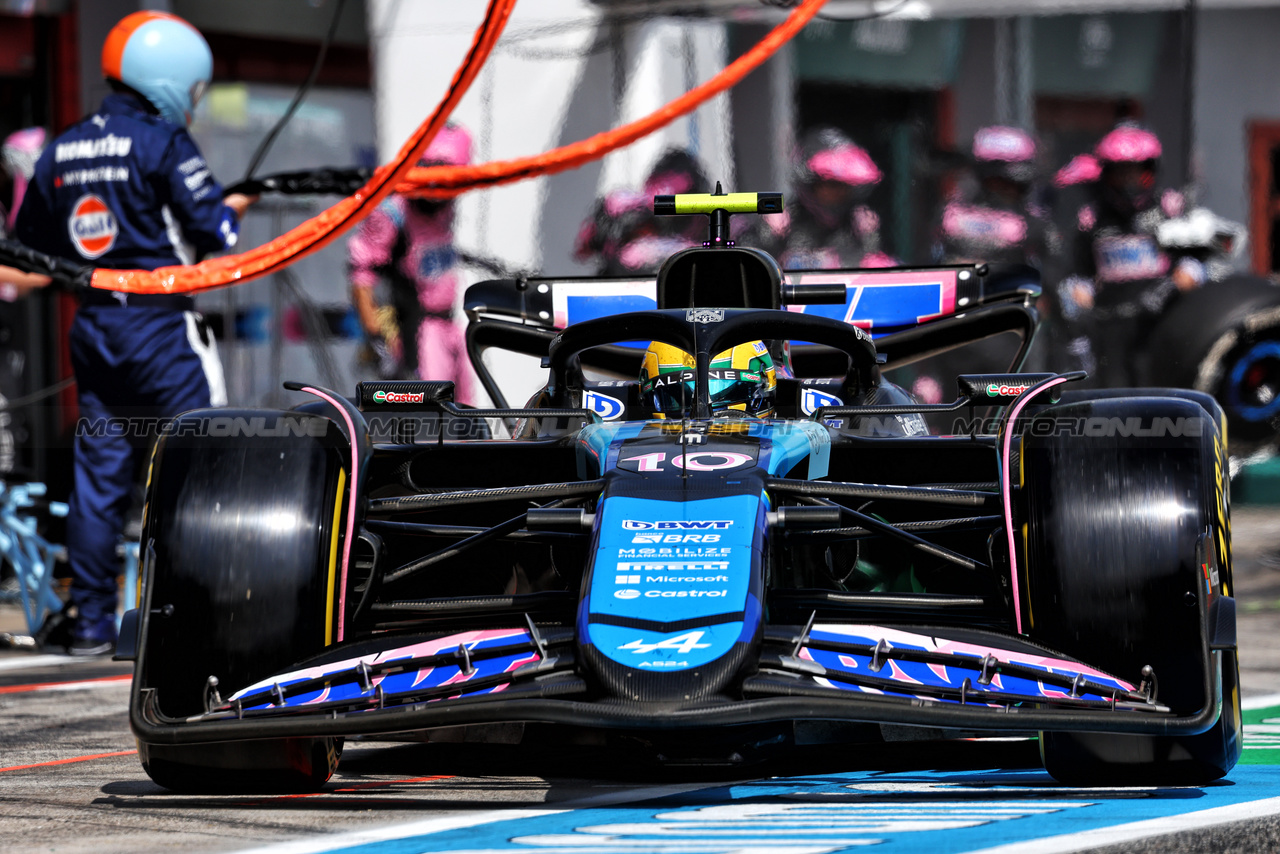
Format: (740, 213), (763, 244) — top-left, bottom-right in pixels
(372, 390), (425, 404)
(622, 520), (733, 530)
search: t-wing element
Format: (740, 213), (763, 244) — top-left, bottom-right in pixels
(653, 182), (783, 247)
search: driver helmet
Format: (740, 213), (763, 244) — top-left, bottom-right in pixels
(1094, 122), (1162, 214)
(102, 11), (213, 127)
(972, 125), (1037, 186)
(793, 127), (882, 229)
(640, 340), (776, 419)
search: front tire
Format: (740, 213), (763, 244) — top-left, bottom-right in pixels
(135, 409), (348, 792)
(1022, 395), (1240, 785)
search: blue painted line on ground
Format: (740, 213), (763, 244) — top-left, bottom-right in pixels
(308, 765), (1280, 854)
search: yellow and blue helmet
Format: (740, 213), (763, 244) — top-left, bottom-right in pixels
(640, 340), (776, 419)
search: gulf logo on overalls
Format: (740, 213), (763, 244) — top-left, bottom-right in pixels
(68, 194), (118, 259)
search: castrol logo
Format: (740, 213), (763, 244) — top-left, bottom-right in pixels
(986, 382), (1032, 397)
(372, 390), (425, 404)
(68, 194), (117, 259)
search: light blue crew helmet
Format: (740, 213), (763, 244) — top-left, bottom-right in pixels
(102, 11), (212, 127)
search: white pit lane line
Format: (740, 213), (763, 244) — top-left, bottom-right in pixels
(226, 695), (1280, 854)
(232, 782), (724, 854)
(0, 654), (80, 672)
(1243, 692), (1280, 710)
(961, 796), (1280, 854)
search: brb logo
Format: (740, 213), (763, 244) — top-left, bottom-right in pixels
(68, 194), (117, 259)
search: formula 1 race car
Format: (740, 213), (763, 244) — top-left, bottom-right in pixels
(120, 191), (1239, 793)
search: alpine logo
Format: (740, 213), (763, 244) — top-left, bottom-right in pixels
(618, 630), (712, 655)
(583, 389), (625, 421)
(800, 387), (843, 416)
(68, 194), (117, 259)
(622, 519), (732, 530)
(372, 390), (425, 404)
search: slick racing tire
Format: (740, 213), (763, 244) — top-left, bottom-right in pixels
(136, 409), (347, 793)
(1021, 395), (1241, 786)
(1145, 275), (1280, 454)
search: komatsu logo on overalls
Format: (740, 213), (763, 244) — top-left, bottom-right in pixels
(622, 520), (733, 530)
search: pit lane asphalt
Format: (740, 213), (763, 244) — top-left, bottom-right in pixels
(3, 508), (1280, 854)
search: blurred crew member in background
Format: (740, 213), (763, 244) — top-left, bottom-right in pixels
(347, 124), (474, 400)
(1057, 122), (1199, 387)
(574, 148), (709, 275)
(742, 126), (894, 270)
(0, 128), (52, 298)
(14, 11), (255, 654)
(931, 126), (1062, 380)
(935, 126), (1058, 269)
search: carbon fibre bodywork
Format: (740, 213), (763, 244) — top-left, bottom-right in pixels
(125, 256), (1238, 786)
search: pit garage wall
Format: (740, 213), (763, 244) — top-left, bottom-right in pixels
(365, 1), (740, 406)
(366, 1), (736, 273)
(1194, 7), (1280, 231)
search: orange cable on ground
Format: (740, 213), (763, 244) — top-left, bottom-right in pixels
(0, 674), (132, 694)
(0, 749), (137, 774)
(92, 0), (517, 295)
(396, 0), (828, 197)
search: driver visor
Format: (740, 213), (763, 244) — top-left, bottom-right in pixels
(645, 369), (761, 415)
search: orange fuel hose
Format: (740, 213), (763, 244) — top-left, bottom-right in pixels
(91, 0), (826, 294)
(396, 0), (827, 198)
(91, 0), (517, 295)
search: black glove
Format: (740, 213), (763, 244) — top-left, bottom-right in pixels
(223, 167), (374, 198)
(0, 238), (93, 293)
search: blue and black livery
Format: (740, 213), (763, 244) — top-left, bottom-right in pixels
(121, 190), (1241, 792)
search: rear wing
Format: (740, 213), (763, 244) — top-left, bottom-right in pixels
(464, 263), (1039, 340)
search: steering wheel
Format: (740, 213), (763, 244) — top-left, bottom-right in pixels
(545, 308), (877, 417)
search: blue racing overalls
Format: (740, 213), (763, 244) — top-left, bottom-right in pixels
(15, 92), (239, 645)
